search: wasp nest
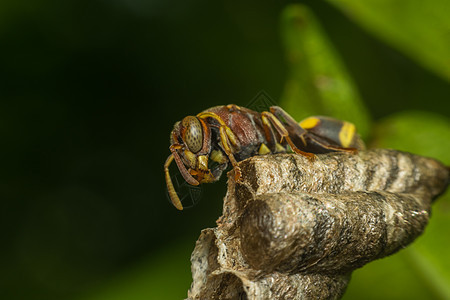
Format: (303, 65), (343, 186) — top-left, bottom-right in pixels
(187, 149), (449, 300)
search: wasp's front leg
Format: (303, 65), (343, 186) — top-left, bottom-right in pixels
(197, 112), (242, 182)
(261, 111), (316, 160)
(189, 155), (217, 184)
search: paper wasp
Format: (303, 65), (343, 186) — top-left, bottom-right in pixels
(165, 105), (365, 210)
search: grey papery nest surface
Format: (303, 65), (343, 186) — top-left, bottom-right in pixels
(186, 149), (449, 300)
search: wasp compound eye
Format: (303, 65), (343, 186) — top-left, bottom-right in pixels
(182, 116), (203, 153)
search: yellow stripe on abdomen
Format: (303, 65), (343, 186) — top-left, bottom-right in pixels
(299, 117), (320, 129)
(339, 122), (355, 148)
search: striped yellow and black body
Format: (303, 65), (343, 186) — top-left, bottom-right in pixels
(164, 104), (365, 210)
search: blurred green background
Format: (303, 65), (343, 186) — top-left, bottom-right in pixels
(1, 0), (449, 299)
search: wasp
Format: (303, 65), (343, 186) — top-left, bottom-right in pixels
(165, 105), (365, 210)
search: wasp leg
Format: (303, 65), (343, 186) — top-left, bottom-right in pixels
(170, 145), (200, 186)
(258, 112), (285, 154)
(269, 106), (310, 144)
(219, 126), (242, 180)
(197, 111), (242, 181)
(261, 111), (316, 160)
(303, 133), (359, 154)
(197, 112), (239, 148)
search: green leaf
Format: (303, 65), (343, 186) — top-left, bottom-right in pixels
(327, 0), (450, 82)
(279, 4), (371, 139)
(344, 111), (450, 300)
(343, 250), (444, 300)
(370, 111), (450, 165)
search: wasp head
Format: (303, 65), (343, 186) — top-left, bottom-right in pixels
(165, 116), (224, 210)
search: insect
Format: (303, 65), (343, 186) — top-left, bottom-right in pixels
(165, 104), (365, 210)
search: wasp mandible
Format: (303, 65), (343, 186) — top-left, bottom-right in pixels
(165, 105), (365, 210)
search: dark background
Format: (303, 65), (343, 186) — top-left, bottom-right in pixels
(1, 1), (449, 299)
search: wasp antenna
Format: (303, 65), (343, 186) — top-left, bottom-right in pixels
(164, 154), (184, 210)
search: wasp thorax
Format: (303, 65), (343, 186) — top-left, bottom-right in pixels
(182, 116), (203, 153)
